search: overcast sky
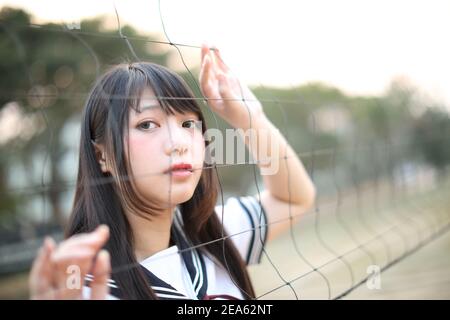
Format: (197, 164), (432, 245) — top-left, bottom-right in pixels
(1, 0), (449, 105)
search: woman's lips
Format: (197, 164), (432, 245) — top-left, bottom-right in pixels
(169, 169), (193, 178)
(164, 162), (193, 179)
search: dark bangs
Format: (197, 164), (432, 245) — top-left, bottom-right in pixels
(125, 63), (203, 121)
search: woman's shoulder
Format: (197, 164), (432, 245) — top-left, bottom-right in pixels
(213, 194), (268, 265)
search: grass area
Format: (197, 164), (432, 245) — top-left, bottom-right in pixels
(0, 272), (29, 299)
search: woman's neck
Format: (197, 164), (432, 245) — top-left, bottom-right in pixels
(126, 206), (176, 262)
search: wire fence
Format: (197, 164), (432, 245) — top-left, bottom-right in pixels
(0, 1), (449, 300)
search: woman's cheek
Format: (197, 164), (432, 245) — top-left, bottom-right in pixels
(128, 133), (157, 174)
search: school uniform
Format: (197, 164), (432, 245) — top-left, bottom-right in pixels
(83, 195), (268, 300)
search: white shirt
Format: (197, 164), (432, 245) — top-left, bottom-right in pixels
(83, 195), (268, 300)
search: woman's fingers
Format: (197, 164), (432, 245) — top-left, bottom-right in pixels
(199, 43), (264, 129)
(51, 246), (102, 299)
(200, 55), (224, 107)
(29, 237), (56, 299)
(200, 43), (232, 112)
(211, 46), (229, 73)
(201, 43), (210, 65)
(89, 250), (111, 300)
(202, 44), (230, 80)
(29, 225), (111, 300)
(199, 55), (215, 98)
(50, 225), (110, 299)
(217, 73), (237, 102)
(58, 225), (109, 253)
(200, 43), (256, 122)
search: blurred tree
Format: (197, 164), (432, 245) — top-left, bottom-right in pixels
(0, 7), (167, 225)
(0, 7), (448, 230)
(413, 107), (450, 174)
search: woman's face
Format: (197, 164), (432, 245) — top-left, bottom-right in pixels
(126, 87), (205, 209)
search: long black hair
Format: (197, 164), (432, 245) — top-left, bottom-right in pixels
(65, 62), (256, 299)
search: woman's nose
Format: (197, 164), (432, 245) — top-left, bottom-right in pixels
(169, 141), (188, 156)
(164, 122), (190, 156)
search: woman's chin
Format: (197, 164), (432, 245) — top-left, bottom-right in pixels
(155, 190), (195, 208)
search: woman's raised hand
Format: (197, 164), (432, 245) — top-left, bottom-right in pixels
(199, 44), (265, 130)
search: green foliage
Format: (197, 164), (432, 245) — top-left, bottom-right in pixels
(413, 107), (450, 171)
(0, 7), (449, 223)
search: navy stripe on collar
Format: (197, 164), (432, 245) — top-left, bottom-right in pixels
(172, 209), (208, 299)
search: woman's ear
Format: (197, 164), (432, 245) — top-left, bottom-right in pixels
(92, 140), (110, 173)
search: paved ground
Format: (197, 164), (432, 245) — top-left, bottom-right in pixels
(250, 177), (450, 299)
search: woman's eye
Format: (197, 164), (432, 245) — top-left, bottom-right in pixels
(138, 121), (158, 130)
(182, 119), (200, 129)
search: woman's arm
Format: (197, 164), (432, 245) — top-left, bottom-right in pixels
(199, 44), (316, 242)
(241, 115), (316, 241)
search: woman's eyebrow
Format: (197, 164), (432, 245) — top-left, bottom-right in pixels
(183, 112), (200, 119)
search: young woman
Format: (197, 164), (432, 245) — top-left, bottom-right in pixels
(28, 44), (316, 300)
